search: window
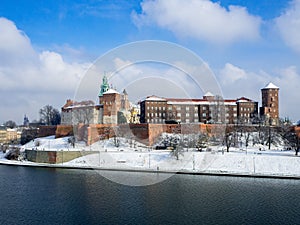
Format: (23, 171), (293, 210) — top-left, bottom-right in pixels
(186, 113), (190, 117)
(176, 106), (181, 111)
(202, 113), (206, 117)
(186, 106), (189, 111)
(177, 113), (181, 117)
(203, 106), (206, 110)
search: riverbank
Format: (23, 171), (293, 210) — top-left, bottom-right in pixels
(1, 150), (300, 180)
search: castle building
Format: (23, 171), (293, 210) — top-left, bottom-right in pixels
(98, 74), (130, 124)
(260, 82), (279, 125)
(61, 73), (132, 125)
(61, 100), (103, 125)
(139, 93), (258, 124)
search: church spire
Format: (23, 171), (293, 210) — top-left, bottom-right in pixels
(98, 73), (109, 97)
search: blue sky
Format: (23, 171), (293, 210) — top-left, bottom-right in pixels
(0, 0), (300, 124)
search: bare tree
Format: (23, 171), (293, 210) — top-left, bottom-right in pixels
(195, 133), (208, 151)
(210, 95), (225, 124)
(4, 120), (17, 128)
(223, 126), (234, 152)
(170, 137), (183, 160)
(72, 107), (94, 124)
(39, 105), (61, 125)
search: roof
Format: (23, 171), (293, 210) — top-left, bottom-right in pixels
(236, 97), (256, 103)
(142, 95), (166, 101)
(262, 82), (279, 89)
(203, 91), (214, 97)
(62, 100), (95, 109)
(103, 88), (119, 95)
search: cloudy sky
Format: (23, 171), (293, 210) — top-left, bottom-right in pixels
(0, 0), (300, 124)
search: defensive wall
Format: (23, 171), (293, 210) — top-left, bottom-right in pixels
(54, 123), (215, 146)
(25, 149), (95, 164)
(28, 124), (300, 164)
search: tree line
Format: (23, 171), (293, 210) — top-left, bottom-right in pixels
(2, 104), (61, 127)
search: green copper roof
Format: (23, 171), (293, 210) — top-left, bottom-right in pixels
(99, 74), (109, 97)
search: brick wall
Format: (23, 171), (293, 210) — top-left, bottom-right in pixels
(38, 125), (57, 137)
(55, 123), (217, 146)
(25, 149), (96, 164)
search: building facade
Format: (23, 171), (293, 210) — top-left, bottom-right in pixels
(139, 93), (258, 124)
(0, 126), (22, 144)
(61, 100), (103, 125)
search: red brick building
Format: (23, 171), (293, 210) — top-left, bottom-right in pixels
(140, 93), (258, 124)
(260, 82), (279, 125)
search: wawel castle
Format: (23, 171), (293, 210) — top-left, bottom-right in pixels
(61, 74), (280, 126)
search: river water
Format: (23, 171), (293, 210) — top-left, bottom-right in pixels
(0, 165), (299, 225)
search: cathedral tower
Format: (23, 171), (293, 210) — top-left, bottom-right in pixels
(98, 74), (109, 97)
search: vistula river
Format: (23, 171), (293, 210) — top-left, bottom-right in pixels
(0, 165), (300, 225)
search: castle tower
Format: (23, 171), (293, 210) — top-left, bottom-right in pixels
(100, 89), (121, 124)
(260, 82), (279, 125)
(121, 89), (130, 111)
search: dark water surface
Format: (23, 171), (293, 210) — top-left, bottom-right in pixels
(0, 165), (299, 225)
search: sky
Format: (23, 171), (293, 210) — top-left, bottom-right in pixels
(0, 0), (300, 124)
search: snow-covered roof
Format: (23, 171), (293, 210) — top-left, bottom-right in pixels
(167, 101), (200, 105)
(203, 91), (214, 97)
(263, 82), (279, 89)
(236, 97), (254, 103)
(144, 95), (166, 101)
(103, 88), (120, 95)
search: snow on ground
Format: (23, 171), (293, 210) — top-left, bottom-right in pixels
(21, 135), (86, 152)
(1, 135), (300, 177)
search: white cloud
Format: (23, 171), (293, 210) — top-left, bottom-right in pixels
(276, 0), (300, 52)
(132, 0), (262, 44)
(0, 17), (91, 123)
(220, 63), (247, 84)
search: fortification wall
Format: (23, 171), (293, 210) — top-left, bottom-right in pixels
(54, 123), (216, 147)
(25, 149), (95, 164)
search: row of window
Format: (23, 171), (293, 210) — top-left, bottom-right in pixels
(147, 106), (166, 110)
(147, 118), (200, 123)
(240, 107), (254, 112)
(147, 105), (208, 111)
(145, 111), (241, 120)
